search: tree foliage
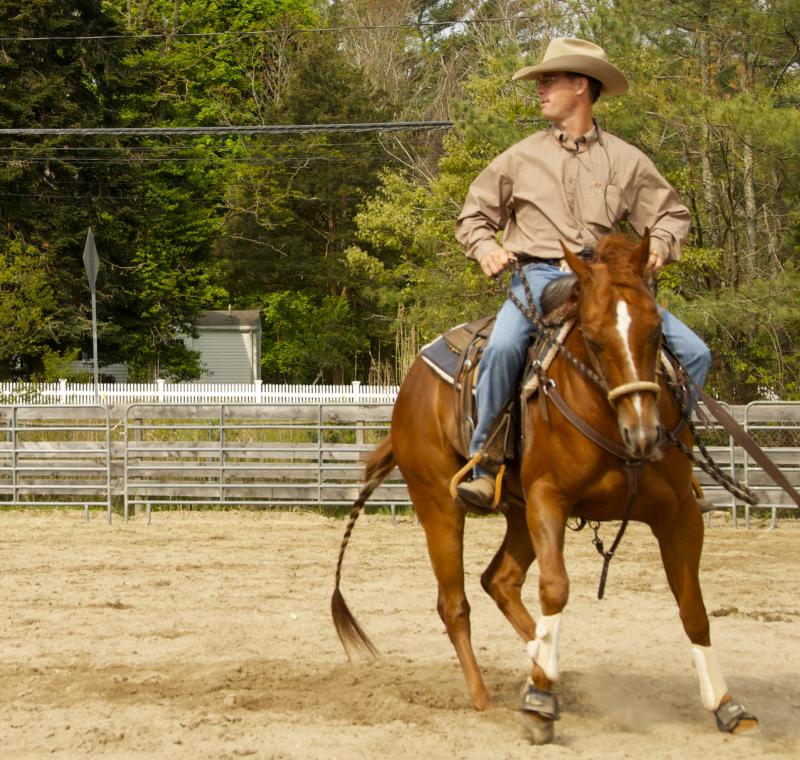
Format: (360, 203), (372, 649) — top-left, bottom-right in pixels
(0, 0), (797, 396)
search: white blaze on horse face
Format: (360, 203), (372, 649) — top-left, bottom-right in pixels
(526, 612), (562, 682)
(614, 299), (643, 417)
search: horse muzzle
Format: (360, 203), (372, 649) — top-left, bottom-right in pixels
(620, 418), (664, 461)
(610, 382), (664, 461)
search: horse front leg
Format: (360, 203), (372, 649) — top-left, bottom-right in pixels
(652, 506), (759, 735)
(480, 502), (537, 641)
(519, 477), (571, 744)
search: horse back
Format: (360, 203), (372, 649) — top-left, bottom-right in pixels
(392, 356), (465, 469)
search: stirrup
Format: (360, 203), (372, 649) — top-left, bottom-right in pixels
(449, 453), (507, 511)
(691, 475), (706, 501)
(449, 453), (482, 500)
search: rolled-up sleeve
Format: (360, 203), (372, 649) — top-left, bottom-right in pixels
(455, 153), (514, 262)
(626, 154), (691, 262)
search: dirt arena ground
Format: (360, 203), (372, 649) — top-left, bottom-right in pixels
(0, 508), (797, 759)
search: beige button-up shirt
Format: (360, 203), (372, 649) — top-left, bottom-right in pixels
(455, 124), (691, 264)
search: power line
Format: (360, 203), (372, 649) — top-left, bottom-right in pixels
(0, 154), (439, 165)
(0, 121), (453, 138)
(0, 137), (439, 152)
(0, 17), (534, 43)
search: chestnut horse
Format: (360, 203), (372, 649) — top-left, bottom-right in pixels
(331, 232), (758, 743)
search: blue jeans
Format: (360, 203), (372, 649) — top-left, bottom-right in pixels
(470, 263), (711, 470)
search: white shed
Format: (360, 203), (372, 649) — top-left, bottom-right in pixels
(184, 309), (262, 383)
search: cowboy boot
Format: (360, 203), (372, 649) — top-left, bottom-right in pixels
(456, 474), (496, 510)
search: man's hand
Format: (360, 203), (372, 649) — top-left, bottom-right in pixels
(479, 247), (516, 278)
(645, 244), (668, 276)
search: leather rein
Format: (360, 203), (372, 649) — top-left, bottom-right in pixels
(506, 256), (684, 598)
(504, 254), (800, 596)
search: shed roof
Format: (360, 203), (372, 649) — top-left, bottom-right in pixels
(195, 309), (261, 329)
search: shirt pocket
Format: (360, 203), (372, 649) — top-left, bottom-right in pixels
(581, 183), (626, 227)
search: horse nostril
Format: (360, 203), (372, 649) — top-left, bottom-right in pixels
(623, 428), (631, 447)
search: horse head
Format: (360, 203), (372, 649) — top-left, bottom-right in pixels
(561, 230), (663, 461)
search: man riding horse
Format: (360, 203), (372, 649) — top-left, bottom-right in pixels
(455, 38), (711, 510)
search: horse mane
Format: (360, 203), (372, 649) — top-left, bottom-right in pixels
(592, 233), (646, 287)
(541, 234), (650, 318)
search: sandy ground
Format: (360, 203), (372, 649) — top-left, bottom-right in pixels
(0, 508), (797, 760)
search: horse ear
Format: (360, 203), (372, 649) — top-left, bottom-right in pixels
(634, 227), (651, 275)
(561, 241), (591, 282)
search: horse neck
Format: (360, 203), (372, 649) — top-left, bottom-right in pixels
(551, 325), (618, 433)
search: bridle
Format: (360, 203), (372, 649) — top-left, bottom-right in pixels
(505, 253), (677, 598)
(506, 254), (662, 413)
(606, 380), (660, 406)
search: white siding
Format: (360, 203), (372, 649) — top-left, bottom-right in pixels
(192, 330), (255, 383)
(68, 360), (130, 383)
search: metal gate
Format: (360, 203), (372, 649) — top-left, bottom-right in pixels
(0, 405), (112, 521)
(123, 404), (408, 521)
(0, 402), (797, 526)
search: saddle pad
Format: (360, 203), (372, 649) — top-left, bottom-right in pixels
(420, 334), (462, 385)
(420, 316), (494, 387)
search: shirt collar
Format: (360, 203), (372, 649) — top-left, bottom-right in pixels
(550, 121), (600, 153)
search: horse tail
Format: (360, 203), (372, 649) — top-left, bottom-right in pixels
(331, 434), (395, 658)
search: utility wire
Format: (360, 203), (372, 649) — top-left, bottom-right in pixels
(0, 121), (453, 138)
(0, 155), (438, 165)
(0, 137), (439, 152)
(0, 17), (535, 43)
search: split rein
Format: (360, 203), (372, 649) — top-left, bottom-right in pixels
(501, 256), (760, 596)
(502, 256), (667, 598)
(504, 258), (754, 510)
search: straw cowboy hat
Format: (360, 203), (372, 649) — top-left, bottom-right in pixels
(512, 38), (629, 97)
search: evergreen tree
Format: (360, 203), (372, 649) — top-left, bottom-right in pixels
(215, 32), (395, 382)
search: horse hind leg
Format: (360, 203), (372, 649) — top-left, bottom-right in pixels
(653, 509), (759, 735)
(412, 481), (492, 711)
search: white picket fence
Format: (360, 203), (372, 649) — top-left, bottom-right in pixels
(0, 379), (400, 406)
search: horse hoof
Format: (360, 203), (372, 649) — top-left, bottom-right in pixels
(731, 717), (760, 736)
(715, 699), (758, 734)
(519, 712), (555, 745)
(518, 683), (559, 744)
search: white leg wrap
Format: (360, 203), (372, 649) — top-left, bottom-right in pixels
(526, 612), (562, 682)
(691, 644), (728, 711)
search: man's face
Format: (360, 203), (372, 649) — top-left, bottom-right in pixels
(535, 73), (584, 123)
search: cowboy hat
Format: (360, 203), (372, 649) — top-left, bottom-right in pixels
(512, 38), (629, 97)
